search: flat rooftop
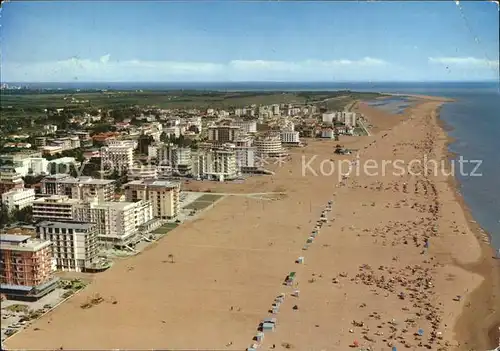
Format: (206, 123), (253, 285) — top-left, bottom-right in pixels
(0, 234), (32, 243)
(42, 175), (115, 185)
(36, 221), (95, 230)
(33, 195), (80, 204)
(124, 179), (180, 188)
(94, 201), (148, 210)
(0, 234), (52, 251)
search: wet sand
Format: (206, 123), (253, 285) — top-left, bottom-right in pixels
(4, 98), (499, 350)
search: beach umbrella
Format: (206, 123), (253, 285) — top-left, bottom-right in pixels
(392, 347), (397, 351)
(418, 328), (424, 336)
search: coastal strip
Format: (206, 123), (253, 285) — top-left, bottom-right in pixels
(3, 95), (498, 351)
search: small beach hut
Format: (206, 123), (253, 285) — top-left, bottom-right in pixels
(262, 322), (275, 331)
(255, 332), (264, 342)
(296, 256), (304, 264)
(292, 290), (300, 297)
(302, 244), (309, 250)
(263, 317), (277, 324)
(307, 236), (314, 243)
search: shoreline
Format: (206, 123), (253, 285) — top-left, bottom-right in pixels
(434, 106), (500, 350)
(2, 93), (498, 351)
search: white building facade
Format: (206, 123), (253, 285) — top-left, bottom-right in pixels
(74, 200), (153, 248)
(1, 188), (36, 212)
(100, 144), (134, 173)
(36, 221), (98, 272)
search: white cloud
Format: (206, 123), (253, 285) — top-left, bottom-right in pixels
(2, 56), (392, 82)
(428, 56), (499, 69)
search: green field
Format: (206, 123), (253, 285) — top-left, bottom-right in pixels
(0, 90), (385, 113)
(1, 91), (308, 111)
(152, 223), (178, 235)
(183, 194), (223, 210)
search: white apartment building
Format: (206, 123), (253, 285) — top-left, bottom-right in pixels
(74, 199), (153, 248)
(1, 188), (36, 212)
(48, 157), (79, 173)
(41, 175), (115, 202)
(43, 125), (58, 134)
(9, 158), (50, 177)
(100, 143), (134, 173)
(124, 179), (180, 219)
(254, 135), (284, 157)
(208, 125), (240, 143)
(280, 131), (301, 145)
(36, 221), (98, 272)
(234, 146), (256, 169)
(336, 111), (358, 127)
(0, 151), (48, 177)
(147, 144), (158, 159)
(157, 144), (192, 176)
(272, 104), (280, 116)
(322, 113), (336, 124)
(32, 195), (80, 222)
(127, 165), (158, 181)
(106, 139), (138, 149)
(173, 147), (192, 166)
(192, 148), (239, 181)
(232, 120), (257, 134)
(163, 126), (181, 138)
(0, 167), (24, 195)
(207, 149), (238, 181)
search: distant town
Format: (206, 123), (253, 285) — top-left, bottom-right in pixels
(0, 88), (377, 341)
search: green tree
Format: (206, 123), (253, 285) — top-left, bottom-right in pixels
(12, 206), (33, 224)
(0, 204), (11, 228)
(160, 132), (171, 143)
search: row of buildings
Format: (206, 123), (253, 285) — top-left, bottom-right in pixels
(1, 175), (181, 299)
(0, 150), (80, 177)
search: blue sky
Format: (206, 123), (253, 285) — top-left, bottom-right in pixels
(1, 1), (498, 82)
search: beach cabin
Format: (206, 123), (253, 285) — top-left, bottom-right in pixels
(262, 322), (275, 331)
(263, 317), (277, 324)
(255, 332), (264, 343)
(285, 272), (296, 285)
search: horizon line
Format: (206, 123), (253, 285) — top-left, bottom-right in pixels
(2, 80), (498, 84)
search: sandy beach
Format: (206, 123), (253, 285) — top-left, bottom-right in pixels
(4, 97), (499, 351)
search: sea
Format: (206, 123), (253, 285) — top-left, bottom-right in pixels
(7, 81), (500, 249)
